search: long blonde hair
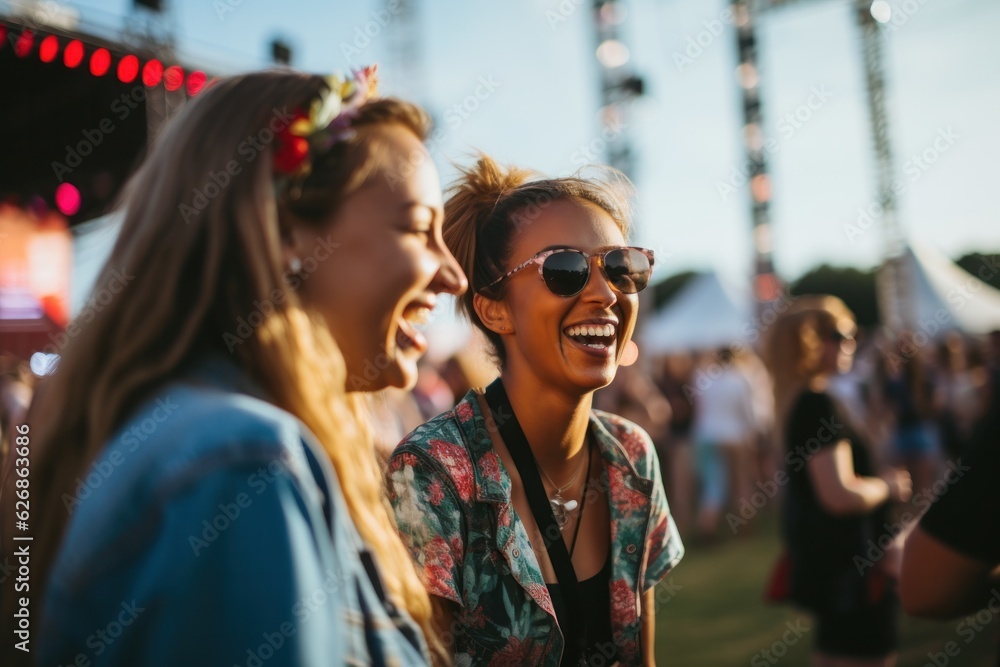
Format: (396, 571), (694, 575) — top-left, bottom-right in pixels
(763, 294), (856, 441)
(18, 70), (439, 656)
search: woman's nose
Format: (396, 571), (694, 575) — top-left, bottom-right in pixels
(432, 245), (468, 296)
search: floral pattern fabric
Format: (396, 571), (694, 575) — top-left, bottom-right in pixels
(387, 389), (684, 666)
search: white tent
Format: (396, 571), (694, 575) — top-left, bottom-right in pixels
(71, 211), (123, 318)
(898, 239), (1000, 336)
(640, 271), (752, 354)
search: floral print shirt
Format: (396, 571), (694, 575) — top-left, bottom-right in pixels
(387, 389), (684, 666)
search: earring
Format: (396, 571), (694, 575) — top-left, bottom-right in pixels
(620, 339), (639, 367)
(289, 257), (303, 274)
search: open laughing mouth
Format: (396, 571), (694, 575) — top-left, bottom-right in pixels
(563, 321), (618, 358)
(395, 303), (433, 354)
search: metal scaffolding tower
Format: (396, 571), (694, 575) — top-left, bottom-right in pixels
(591, 1), (644, 180)
(733, 0), (909, 329)
(731, 0), (781, 312)
(383, 0), (426, 105)
(853, 0), (909, 332)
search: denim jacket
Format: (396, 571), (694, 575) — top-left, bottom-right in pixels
(388, 390), (684, 666)
(40, 354), (428, 667)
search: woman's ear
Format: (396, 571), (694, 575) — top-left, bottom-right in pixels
(279, 216), (313, 274)
(474, 292), (513, 334)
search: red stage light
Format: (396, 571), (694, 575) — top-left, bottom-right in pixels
(90, 48), (111, 77)
(164, 64), (183, 91)
(753, 273), (782, 302)
(39, 35), (59, 62)
(142, 59), (163, 87)
(117, 54), (139, 83)
(0, 26), (7, 50)
(751, 174), (772, 203)
(64, 40), (84, 68)
(14, 30), (33, 58)
(39, 35), (60, 63)
(55, 183), (81, 216)
(186, 71), (207, 96)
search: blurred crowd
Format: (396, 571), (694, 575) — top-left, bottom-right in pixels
(597, 326), (999, 544)
(4, 326), (998, 532)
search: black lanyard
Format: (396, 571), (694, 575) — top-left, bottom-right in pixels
(484, 378), (586, 661)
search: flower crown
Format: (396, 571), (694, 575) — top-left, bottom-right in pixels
(273, 65), (379, 198)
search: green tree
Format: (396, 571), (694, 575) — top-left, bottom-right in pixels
(956, 252), (1000, 291)
(650, 270), (698, 310)
(789, 265), (879, 327)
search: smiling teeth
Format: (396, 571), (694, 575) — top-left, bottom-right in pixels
(403, 307), (433, 326)
(565, 323), (616, 338)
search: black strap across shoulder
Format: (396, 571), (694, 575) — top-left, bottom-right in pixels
(484, 378), (586, 661)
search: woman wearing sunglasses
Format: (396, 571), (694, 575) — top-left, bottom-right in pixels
(388, 156), (684, 666)
(765, 296), (911, 667)
(14, 70), (465, 666)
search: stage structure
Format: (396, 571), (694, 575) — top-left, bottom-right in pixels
(591, 1), (646, 181)
(0, 1), (215, 361)
(729, 0), (782, 311)
(733, 0), (910, 330)
(383, 0), (427, 105)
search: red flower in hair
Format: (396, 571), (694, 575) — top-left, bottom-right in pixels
(273, 109), (311, 175)
(271, 67), (380, 196)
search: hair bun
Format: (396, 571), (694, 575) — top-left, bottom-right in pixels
(443, 154), (534, 304)
(445, 153), (534, 223)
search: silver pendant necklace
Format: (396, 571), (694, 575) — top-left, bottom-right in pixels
(537, 438), (589, 530)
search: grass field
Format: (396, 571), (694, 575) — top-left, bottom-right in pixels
(653, 513), (999, 666)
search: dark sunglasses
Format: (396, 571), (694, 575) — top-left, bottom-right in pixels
(481, 246), (655, 298)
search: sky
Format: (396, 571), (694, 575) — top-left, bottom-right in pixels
(23, 0), (1000, 286)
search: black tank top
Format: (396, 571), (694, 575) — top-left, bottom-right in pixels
(545, 557), (617, 666)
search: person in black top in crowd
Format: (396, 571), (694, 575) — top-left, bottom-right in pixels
(884, 332), (943, 502)
(901, 402), (1000, 665)
(766, 296), (912, 667)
